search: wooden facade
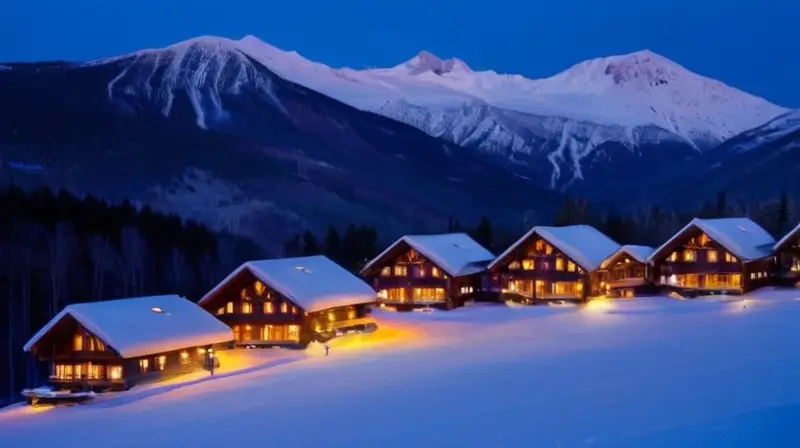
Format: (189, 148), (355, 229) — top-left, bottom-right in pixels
(361, 241), (488, 310)
(27, 314), (223, 392)
(649, 227), (773, 296)
(200, 268), (374, 346)
(774, 224), (800, 286)
(490, 234), (596, 302)
(595, 248), (658, 298)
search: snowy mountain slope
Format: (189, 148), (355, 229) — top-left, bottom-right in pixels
(99, 35), (787, 192)
(653, 110), (800, 207)
(0, 46), (564, 250)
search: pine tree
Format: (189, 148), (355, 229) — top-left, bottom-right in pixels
(324, 225), (341, 262)
(301, 231), (320, 256)
(473, 216), (493, 250)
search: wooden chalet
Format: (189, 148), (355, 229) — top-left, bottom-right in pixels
(489, 225), (620, 302)
(773, 222), (800, 286)
(360, 233), (495, 310)
(647, 218), (775, 296)
(198, 255), (377, 347)
(596, 245), (658, 298)
(23, 295), (233, 392)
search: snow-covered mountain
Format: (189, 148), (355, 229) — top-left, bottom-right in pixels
(97, 35), (788, 192)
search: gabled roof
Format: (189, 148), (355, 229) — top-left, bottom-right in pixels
(648, 218), (776, 263)
(199, 255), (376, 313)
(774, 222), (800, 251)
(360, 233), (495, 277)
(603, 245), (655, 266)
(489, 225), (620, 272)
(24, 295), (233, 358)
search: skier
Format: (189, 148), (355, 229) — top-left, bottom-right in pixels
(324, 343), (330, 356)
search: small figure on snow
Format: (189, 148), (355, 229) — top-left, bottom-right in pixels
(324, 343), (330, 356)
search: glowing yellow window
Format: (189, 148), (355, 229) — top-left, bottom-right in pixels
(431, 267), (441, 277)
(567, 261), (576, 272)
(287, 325), (300, 342)
(108, 365), (123, 380)
(180, 351), (191, 365)
(328, 312), (335, 322)
(668, 252), (678, 262)
(707, 250), (718, 262)
(381, 266), (391, 277)
(725, 252), (737, 263)
(156, 355), (166, 371)
(226, 302), (233, 313)
(393, 265), (407, 276)
(535, 240), (544, 251)
(556, 258), (565, 271)
(347, 309), (356, 320)
(139, 359), (149, 373)
(254, 281), (265, 295)
(281, 302), (288, 313)
(242, 302), (252, 314)
(683, 250), (696, 262)
(73, 334), (84, 351)
(522, 259), (534, 270)
(508, 261), (521, 270)
(216, 307), (224, 315)
(264, 302), (274, 314)
(233, 325), (241, 341)
(545, 244), (553, 255)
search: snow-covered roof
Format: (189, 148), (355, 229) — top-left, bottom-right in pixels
(490, 225), (620, 272)
(23, 295), (233, 359)
(360, 233), (495, 277)
(199, 255), (376, 313)
(648, 218), (776, 263)
(603, 245), (655, 265)
(774, 222), (800, 251)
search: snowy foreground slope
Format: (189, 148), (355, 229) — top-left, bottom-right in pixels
(2, 291), (800, 447)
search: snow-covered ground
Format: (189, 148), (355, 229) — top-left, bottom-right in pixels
(2, 289), (800, 447)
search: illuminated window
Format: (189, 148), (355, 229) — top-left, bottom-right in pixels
(545, 244), (553, 255)
(242, 302), (252, 314)
(233, 325), (241, 341)
(555, 258), (565, 271)
(380, 266), (391, 277)
(264, 302), (274, 314)
(535, 240), (544, 251)
(108, 365), (123, 380)
(287, 325), (300, 342)
(139, 359), (149, 373)
(73, 334), (84, 351)
(416, 266), (427, 277)
(385, 288), (406, 302)
(393, 265), (407, 276)
(347, 309), (356, 320)
(216, 307), (224, 316)
(180, 351), (191, 365)
(725, 252), (737, 263)
(226, 302), (233, 313)
(411, 287), (446, 301)
(750, 272), (756, 279)
(240, 288), (247, 300)
(707, 250), (718, 262)
(668, 252), (678, 262)
(567, 261), (576, 272)
(243, 325), (253, 340)
(698, 234), (709, 246)
(328, 312), (335, 322)
(683, 250), (696, 262)
(292, 306), (298, 314)
(281, 302), (288, 313)
(522, 259), (534, 270)
(508, 261), (521, 270)
(156, 355), (166, 371)
(431, 267), (441, 277)
(89, 336), (106, 352)
(254, 281), (266, 296)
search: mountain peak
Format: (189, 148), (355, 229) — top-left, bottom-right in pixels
(397, 50), (472, 76)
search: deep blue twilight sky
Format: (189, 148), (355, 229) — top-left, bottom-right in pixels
(3, 0), (798, 106)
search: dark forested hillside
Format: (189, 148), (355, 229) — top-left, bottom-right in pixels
(0, 186), (266, 406)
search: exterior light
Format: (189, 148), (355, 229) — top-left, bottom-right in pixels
(151, 307), (164, 313)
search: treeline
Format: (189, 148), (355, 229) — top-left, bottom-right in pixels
(554, 190), (797, 246)
(0, 186), (264, 406)
(282, 216), (497, 272)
